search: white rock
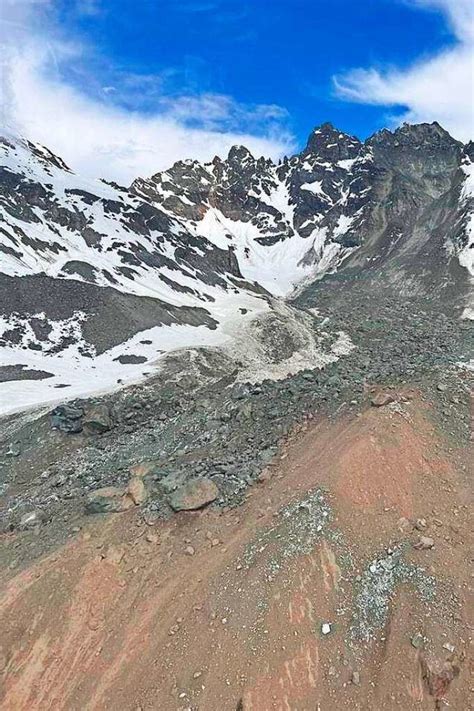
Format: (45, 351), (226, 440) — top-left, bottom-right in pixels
(19, 511), (40, 529)
(321, 622), (332, 635)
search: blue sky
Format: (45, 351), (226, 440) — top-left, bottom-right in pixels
(55, 0), (454, 141)
(2, 0), (473, 180)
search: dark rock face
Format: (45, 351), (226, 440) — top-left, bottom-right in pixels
(0, 273), (218, 355)
(50, 404), (84, 433)
(130, 120), (471, 306)
(367, 122), (462, 189)
(0, 365), (54, 382)
(303, 121), (361, 161)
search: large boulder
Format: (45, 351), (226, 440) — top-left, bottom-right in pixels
(50, 404), (84, 433)
(86, 474), (149, 514)
(169, 478), (219, 512)
(127, 476), (148, 505)
(19, 511), (42, 529)
(83, 404), (112, 434)
(160, 471), (185, 495)
(85, 486), (132, 514)
(370, 392), (395, 407)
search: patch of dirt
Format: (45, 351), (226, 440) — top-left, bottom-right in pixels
(0, 392), (471, 710)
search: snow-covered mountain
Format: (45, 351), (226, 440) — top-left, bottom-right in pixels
(1, 122), (472, 412)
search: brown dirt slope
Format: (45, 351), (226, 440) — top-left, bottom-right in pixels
(0, 391), (472, 710)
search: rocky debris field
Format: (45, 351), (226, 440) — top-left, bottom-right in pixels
(0, 376), (471, 710)
(0, 279), (472, 572)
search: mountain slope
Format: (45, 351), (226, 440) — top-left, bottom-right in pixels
(1, 392), (471, 710)
(0, 122), (472, 413)
(0, 121), (472, 711)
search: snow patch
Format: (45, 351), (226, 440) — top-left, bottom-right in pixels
(300, 180), (324, 196)
(459, 158), (474, 276)
(195, 209), (316, 296)
(0, 289), (270, 415)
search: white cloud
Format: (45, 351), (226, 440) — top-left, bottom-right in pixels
(334, 0), (474, 142)
(408, 0), (474, 42)
(0, 1), (293, 183)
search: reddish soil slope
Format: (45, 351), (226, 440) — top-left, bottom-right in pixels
(0, 392), (471, 710)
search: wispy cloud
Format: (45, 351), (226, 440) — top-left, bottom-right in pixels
(334, 0), (474, 141)
(156, 93), (288, 133)
(0, 0), (293, 182)
(408, 0), (474, 42)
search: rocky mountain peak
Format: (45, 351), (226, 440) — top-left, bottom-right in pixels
(366, 122), (463, 197)
(462, 140), (474, 162)
(368, 121), (462, 150)
(304, 122), (361, 162)
(0, 135), (17, 153)
(227, 144), (255, 164)
(1, 135), (73, 180)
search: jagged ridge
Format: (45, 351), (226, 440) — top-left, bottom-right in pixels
(0, 121), (472, 412)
